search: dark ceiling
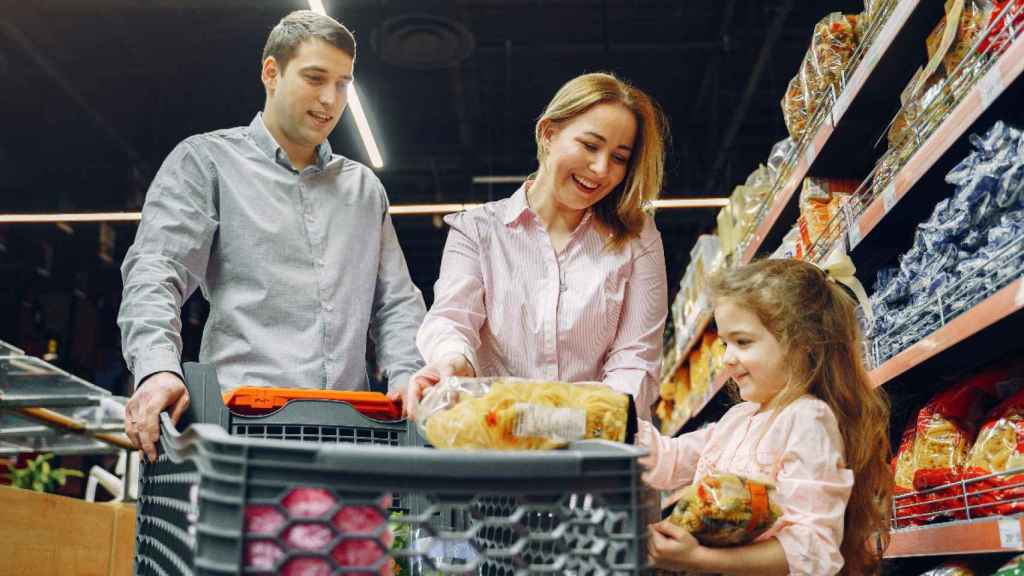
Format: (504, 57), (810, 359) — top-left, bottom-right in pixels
(1, 0), (879, 316)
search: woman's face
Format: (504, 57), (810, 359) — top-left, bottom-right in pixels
(538, 102), (637, 212)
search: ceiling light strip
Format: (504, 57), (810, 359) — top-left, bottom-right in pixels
(653, 198), (729, 208)
(0, 198), (728, 224)
(347, 84), (384, 169)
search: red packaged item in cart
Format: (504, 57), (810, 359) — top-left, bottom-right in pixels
(243, 487), (395, 575)
(224, 387), (402, 421)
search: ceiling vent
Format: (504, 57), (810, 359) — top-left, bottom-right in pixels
(373, 14), (474, 70)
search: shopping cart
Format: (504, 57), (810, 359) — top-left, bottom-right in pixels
(133, 362), (410, 575)
(134, 363), (653, 575)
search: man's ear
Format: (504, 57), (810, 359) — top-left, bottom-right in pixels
(261, 56), (279, 94)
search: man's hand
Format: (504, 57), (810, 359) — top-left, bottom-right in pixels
(404, 353), (474, 419)
(125, 371), (189, 463)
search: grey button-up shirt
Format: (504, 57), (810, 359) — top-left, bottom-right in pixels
(118, 114), (425, 394)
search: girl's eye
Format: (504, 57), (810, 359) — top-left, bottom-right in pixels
(581, 141), (598, 151)
(612, 155), (628, 164)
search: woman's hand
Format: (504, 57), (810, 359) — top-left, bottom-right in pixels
(404, 353), (474, 418)
(647, 520), (704, 572)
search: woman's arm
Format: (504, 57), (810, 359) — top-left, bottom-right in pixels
(601, 219), (667, 418)
(416, 213), (487, 373)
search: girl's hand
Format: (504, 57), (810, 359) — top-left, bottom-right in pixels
(648, 520), (704, 571)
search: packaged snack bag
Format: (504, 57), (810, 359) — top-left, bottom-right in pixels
(810, 13), (861, 92)
(667, 473), (782, 546)
(918, 563), (975, 576)
(418, 377), (635, 450)
(993, 553), (1024, 575)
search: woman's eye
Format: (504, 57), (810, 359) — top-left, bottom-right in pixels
(581, 142), (598, 151)
(613, 155), (628, 164)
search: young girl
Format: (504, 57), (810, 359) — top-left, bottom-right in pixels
(641, 258), (891, 576)
(407, 72), (669, 418)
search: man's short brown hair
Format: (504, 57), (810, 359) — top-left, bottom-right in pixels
(262, 10), (356, 72)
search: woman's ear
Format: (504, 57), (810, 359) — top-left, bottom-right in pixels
(538, 119), (558, 151)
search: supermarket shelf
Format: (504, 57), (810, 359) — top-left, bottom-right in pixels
(848, 34), (1024, 252)
(870, 276), (1024, 387)
(659, 308), (714, 389)
(886, 516), (1024, 557)
(665, 371), (731, 438)
(740, 0), (927, 263)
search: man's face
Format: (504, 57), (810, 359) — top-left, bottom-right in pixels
(262, 39), (354, 152)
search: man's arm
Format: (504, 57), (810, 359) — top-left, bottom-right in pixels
(368, 188), (427, 396)
(118, 138), (218, 459)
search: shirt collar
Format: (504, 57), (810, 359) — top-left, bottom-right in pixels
(503, 181), (596, 234)
(502, 184), (533, 226)
(249, 112), (332, 171)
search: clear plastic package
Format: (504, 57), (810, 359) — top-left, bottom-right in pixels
(417, 377), (635, 450)
(667, 473), (782, 547)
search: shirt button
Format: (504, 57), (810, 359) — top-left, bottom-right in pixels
(323, 302), (334, 312)
(306, 214), (314, 223)
(316, 258), (325, 267)
(559, 283), (567, 293)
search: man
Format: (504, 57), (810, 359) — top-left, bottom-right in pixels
(118, 10), (425, 461)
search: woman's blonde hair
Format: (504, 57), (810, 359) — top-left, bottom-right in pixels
(534, 72), (669, 250)
(710, 258), (892, 576)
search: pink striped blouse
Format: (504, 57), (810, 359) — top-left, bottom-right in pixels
(416, 185), (667, 418)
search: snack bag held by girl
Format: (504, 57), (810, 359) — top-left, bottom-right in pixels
(642, 257), (891, 576)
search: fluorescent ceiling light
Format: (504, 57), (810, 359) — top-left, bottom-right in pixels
(307, 0), (327, 15)
(0, 212), (142, 223)
(347, 84), (384, 169)
(653, 198), (729, 209)
(305, 0), (384, 169)
(472, 176), (527, 184)
(0, 198), (727, 224)
(389, 203), (482, 215)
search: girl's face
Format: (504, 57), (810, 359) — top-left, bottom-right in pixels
(537, 102), (637, 212)
(714, 299), (789, 405)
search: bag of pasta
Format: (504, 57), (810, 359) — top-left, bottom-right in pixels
(810, 13), (861, 93)
(911, 361), (1023, 520)
(993, 553), (1024, 575)
(918, 563), (975, 576)
(417, 377), (636, 450)
(892, 418), (930, 527)
(667, 473), (782, 547)
(964, 386), (1024, 517)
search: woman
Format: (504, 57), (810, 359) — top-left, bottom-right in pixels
(408, 72), (669, 419)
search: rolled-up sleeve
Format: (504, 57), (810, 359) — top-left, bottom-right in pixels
(635, 419), (714, 491)
(118, 138), (218, 389)
(370, 188), (428, 395)
(416, 212), (488, 372)
(600, 218), (667, 420)
(771, 404), (854, 576)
